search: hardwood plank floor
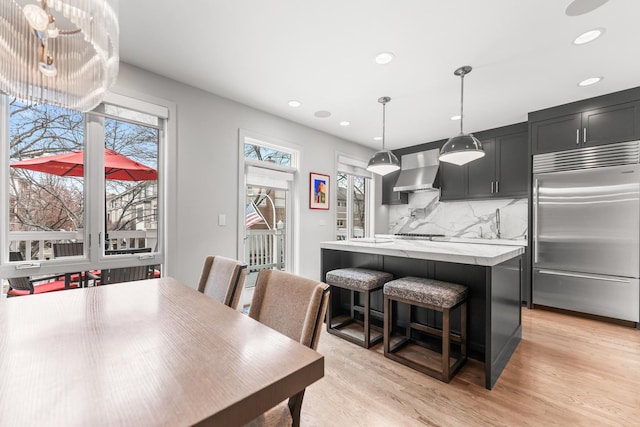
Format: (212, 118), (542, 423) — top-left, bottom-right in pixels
(301, 308), (640, 426)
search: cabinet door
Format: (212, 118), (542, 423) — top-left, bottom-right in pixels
(439, 161), (466, 200)
(531, 114), (581, 154)
(466, 138), (496, 198)
(381, 169), (407, 205)
(582, 102), (640, 147)
(496, 131), (528, 197)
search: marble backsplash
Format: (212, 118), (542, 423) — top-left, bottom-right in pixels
(388, 191), (528, 240)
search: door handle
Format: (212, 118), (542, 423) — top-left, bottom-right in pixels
(16, 262), (41, 269)
(576, 129), (579, 145)
(537, 269), (631, 283)
(583, 127), (587, 143)
(496, 181), (499, 193)
(533, 178), (539, 263)
(491, 181), (495, 193)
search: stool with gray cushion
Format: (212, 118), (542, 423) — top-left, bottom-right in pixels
(325, 268), (393, 348)
(383, 276), (468, 383)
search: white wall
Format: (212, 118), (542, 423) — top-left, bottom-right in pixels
(112, 63), (375, 286)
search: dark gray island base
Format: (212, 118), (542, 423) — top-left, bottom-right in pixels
(321, 243), (523, 389)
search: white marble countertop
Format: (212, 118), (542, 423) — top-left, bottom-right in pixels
(320, 238), (525, 267)
(375, 235), (528, 247)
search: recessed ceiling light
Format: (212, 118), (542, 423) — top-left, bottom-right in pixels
(573, 28), (604, 45)
(287, 100), (301, 108)
(578, 77), (602, 87)
(375, 52), (395, 65)
(314, 110), (331, 118)
(450, 115), (461, 121)
(373, 136), (382, 141)
(339, 121), (350, 126)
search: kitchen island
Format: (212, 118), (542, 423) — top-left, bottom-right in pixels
(320, 238), (525, 389)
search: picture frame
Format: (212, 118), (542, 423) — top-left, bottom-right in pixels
(309, 172), (330, 210)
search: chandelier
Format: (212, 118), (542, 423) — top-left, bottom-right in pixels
(0, 0), (119, 112)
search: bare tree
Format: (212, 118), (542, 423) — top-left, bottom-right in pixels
(8, 99), (159, 241)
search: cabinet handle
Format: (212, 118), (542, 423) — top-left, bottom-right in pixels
(576, 129), (579, 145)
(496, 181), (499, 193)
(491, 181), (495, 193)
(583, 127), (587, 143)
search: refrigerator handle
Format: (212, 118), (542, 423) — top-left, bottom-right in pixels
(537, 269), (631, 284)
(533, 178), (539, 263)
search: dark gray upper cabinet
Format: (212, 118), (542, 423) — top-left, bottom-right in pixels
(439, 161), (466, 200)
(381, 169), (407, 205)
(530, 113), (582, 154)
(582, 102), (640, 147)
(466, 138), (496, 198)
(441, 123), (528, 201)
(495, 131), (528, 196)
(530, 88), (640, 155)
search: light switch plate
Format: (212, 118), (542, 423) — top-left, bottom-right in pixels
(218, 214), (226, 226)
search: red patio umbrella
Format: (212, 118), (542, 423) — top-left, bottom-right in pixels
(11, 148), (157, 249)
(10, 148), (157, 181)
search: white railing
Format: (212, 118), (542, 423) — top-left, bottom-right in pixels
(245, 229), (285, 272)
(8, 230), (157, 260)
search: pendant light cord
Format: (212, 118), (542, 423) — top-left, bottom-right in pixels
(459, 72), (465, 135)
(382, 100), (386, 150)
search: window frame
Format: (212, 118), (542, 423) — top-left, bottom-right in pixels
(237, 129), (300, 274)
(0, 91), (176, 279)
(335, 153), (373, 240)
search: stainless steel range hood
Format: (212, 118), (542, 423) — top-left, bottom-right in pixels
(393, 149), (440, 192)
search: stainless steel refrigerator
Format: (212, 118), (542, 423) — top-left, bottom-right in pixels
(532, 141), (640, 323)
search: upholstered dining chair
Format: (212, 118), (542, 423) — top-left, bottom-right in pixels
(7, 252), (79, 297)
(244, 269), (330, 427)
(197, 256), (247, 310)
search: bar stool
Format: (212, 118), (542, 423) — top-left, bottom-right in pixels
(325, 268), (393, 348)
(383, 276), (468, 383)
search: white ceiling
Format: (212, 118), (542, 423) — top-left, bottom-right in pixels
(118, 0), (640, 151)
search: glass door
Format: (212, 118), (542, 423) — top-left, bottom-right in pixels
(241, 183), (289, 312)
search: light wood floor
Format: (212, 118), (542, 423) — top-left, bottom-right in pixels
(301, 308), (640, 426)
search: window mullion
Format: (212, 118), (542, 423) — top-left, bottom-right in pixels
(85, 113), (105, 262)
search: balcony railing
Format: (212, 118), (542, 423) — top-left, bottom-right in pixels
(8, 230), (157, 260)
(245, 229), (285, 272)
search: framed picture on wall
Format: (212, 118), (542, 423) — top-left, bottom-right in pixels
(310, 172), (330, 210)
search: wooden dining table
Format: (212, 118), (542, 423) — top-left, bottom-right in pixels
(0, 277), (324, 426)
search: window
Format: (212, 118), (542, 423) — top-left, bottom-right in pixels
(244, 140), (292, 166)
(1, 93), (169, 285)
(336, 155), (372, 240)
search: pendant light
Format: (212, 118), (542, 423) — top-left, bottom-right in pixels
(439, 66), (485, 166)
(367, 96), (400, 176)
(0, 0), (119, 112)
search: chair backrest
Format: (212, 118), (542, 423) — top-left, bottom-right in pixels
(249, 269), (330, 350)
(248, 269), (329, 425)
(53, 242), (84, 258)
(197, 256), (247, 310)
(100, 266), (150, 285)
(105, 247), (152, 255)
(7, 252), (33, 293)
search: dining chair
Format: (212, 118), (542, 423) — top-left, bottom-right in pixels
(99, 266), (150, 285)
(7, 252), (79, 297)
(197, 256), (247, 310)
(52, 242), (84, 258)
(52, 242), (90, 287)
(245, 269), (330, 427)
